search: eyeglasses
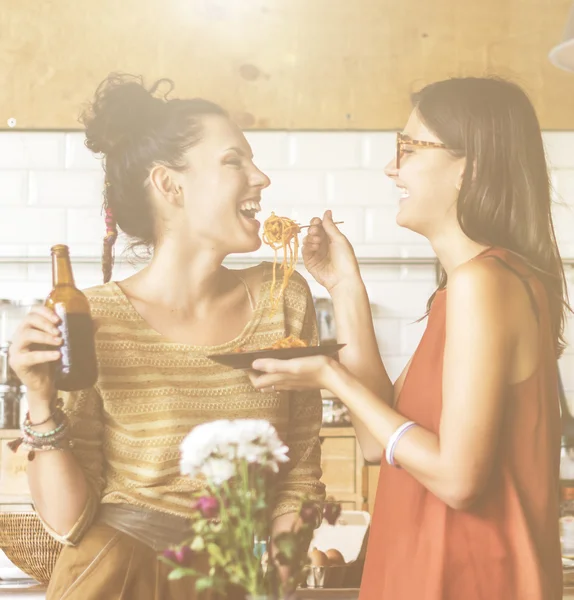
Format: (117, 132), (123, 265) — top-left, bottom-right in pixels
(396, 132), (447, 169)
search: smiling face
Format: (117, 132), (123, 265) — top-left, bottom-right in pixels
(384, 110), (465, 240)
(159, 114), (271, 256)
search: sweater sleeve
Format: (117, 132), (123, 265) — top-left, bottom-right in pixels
(271, 272), (326, 520)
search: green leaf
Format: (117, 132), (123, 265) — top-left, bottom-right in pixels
(254, 497), (267, 511)
(194, 577), (214, 592)
(168, 567), (198, 581)
(207, 543), (227, 565)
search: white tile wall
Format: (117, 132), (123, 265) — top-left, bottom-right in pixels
(0, 130), (573, 408)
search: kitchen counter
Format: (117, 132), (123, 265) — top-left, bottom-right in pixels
(0, 581), (46, 599)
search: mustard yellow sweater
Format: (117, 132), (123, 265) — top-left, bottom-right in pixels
(43, 264), (325, 545)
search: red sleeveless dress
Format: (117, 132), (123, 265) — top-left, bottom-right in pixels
(359, 247), (563, 600)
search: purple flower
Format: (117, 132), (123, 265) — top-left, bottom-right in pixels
(323, 500), (342, 525)
(192, 496), (220, 519)
(175, 545), (193, 565)
(163, 545), (194, 565)
(299, 500), (317, 525)
(162, 548), (177, 562)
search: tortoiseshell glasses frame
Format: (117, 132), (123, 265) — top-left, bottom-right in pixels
(396, 132), (448, 169)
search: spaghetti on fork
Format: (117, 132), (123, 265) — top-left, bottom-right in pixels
(262, 212), (301, 315)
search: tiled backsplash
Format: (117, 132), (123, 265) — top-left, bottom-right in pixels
(1, 131), (574, 404)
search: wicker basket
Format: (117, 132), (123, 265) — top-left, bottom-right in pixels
(0, 512), (62, 584)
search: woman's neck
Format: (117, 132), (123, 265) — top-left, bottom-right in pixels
(124, 239), (233, 314)
(430, 229), (491, 277)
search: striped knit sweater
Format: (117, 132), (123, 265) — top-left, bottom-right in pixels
(42, 263), (325, 545)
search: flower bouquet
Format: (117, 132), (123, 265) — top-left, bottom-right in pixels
(160, 419), (340, 599)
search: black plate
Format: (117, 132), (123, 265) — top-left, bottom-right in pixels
(208, 344), (346, 370)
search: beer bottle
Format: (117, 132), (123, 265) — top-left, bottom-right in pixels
(45, 245), (98, 391)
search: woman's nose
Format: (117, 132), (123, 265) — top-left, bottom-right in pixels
(251, 165), (271, 189)
(384, 158), (398, 179)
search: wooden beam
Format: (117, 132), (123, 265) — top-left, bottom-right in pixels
(1, 0), (573, 130)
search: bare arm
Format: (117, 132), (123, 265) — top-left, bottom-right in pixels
(329, 282), (394, 462)
(328, 261), (513, 508)
(302, 212), (395, 462)
(26, 392), (89, 536)
(26, 388), (104, 542)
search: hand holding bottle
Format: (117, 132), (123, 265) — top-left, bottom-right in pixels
(8, 306), (61, 402)
(8, 245), (98, 420)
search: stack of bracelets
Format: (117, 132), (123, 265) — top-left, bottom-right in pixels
(8, 398), (73, 460)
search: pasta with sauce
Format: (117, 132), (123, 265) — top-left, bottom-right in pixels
(262, 212), (301, 315)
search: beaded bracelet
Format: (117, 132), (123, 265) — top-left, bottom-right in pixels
(22, 411), (70, 444)
(25, 397), (63, 427)
(23, 414), (67, 438)
(22, 421), (69, 447)
(8, 403), (71, 459)
(21, 438), (74, 461)
(20, 422), (72, 461)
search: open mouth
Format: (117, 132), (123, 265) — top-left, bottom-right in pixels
(397, 186), (409, 200)
(239, 199), (262, 220)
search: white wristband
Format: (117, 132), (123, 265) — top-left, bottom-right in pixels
(385, 420), (417, 468)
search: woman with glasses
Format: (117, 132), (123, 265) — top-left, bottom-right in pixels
(250, 77), (568, 599)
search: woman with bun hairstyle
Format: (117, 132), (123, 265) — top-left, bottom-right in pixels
(249, 77), (568, 599)
(8, 74), (325, 599)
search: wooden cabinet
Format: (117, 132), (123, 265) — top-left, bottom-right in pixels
(0, 426), (381, 513)
(319, 427), (363, 510)
(319, 426), (380, 513)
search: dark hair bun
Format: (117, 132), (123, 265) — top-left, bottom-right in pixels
(81, 73), (170, 154)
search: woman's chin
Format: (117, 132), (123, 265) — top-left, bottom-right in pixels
(395, 207), (411, 229)
(396, 209), (426, 237)
(230, 236), (262, 255)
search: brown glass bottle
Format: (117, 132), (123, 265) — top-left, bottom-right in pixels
(45, 245), (98, 391)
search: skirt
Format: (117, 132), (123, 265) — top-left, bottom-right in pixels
(46, 521), (222, 600)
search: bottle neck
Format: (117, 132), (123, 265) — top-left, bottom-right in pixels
(51, 252), (75, 288)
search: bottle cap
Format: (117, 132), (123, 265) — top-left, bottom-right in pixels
(50, 245), (70, 256)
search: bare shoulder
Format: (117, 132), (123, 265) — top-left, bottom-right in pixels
(447, 256), (533, 331)
(232, 263), (268, 305)
(449, 256), (512, 298)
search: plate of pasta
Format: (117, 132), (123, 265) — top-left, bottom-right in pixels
(208, 336), (345, 369)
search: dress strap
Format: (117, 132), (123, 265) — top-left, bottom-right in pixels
(236, 274), (256, 312)
(479, 250), (539, 321)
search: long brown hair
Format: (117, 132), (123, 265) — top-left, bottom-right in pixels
(414, 77), (570, 355)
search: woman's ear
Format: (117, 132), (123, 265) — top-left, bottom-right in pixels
(149, 165), (183, 206)
(456, 159), (476, 191)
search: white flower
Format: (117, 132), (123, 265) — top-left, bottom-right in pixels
(180, 419), (290, 482)
(202, 458), (236, 484)
(237, 441), (268, 463)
